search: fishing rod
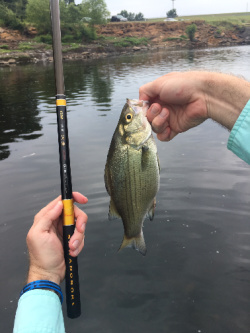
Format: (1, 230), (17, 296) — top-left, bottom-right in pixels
(50, 0), (81, 319)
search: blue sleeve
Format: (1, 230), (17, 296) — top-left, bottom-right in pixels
(227, 99), (250, 164)
(13, 290), (65, 333)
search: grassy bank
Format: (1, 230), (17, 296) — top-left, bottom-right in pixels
(148, 12), (250, 25)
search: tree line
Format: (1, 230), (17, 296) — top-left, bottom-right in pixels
(118, 10), (145, 21)
(0, 0), (110, 39)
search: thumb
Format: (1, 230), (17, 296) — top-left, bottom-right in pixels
(38, 201), (63, 231)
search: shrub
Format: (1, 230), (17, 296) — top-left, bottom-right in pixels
(34, 34), (52, 44)
(61, 23), (97, 43)
(61, 34), (76, 43)
(186, 24), (197, 41)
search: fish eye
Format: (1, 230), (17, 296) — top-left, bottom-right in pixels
(125, 113), (133, 122)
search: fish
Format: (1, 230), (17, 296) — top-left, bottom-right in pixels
(104, 98), (160, 256)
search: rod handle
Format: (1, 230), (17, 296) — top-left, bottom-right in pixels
(63, 200), (81, 319)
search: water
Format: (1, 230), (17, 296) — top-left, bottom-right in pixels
(1, 45), (250, 332)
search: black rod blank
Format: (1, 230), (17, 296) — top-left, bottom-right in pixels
(50, 0), (81, 319)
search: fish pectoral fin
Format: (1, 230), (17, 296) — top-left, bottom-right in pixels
(108, 199), (121, 220)
(147, 198), (156, 221)
(118, 232), (147, 256)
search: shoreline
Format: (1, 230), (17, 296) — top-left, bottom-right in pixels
(0, 21), (250, 66)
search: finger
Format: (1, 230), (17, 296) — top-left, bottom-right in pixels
(74, 205), (88, 233)
(72, 192), (88, 205)
(69, 238), (84, 257)
(147, 103), (162, 123)
(151, 108), (169, 134)
(157, 127), (171, 141)
(68, 205), (88, 253)
(37, 191), (87, 222)
(36, 201), (63, 232)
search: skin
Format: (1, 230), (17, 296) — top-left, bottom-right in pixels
(26, 192), (88, 285)
(139, 71), (250, 141)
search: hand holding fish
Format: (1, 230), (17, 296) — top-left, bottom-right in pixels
(26, 192), (88, 285)
(139, 71), (250, 141)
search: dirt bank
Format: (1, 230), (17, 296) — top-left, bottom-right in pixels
(0, 21), (250, 66)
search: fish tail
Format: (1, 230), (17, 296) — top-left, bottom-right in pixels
(118, 232), (147, 256)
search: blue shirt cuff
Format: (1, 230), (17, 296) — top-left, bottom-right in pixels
(13, 289), (65, 333)
(227, 99), (250, 164)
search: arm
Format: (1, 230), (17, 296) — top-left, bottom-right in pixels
(13, 192), (88, 333)
(139, 71), (250, 141)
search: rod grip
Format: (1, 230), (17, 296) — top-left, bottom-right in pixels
(62, 199), (81, 318)
(63, 225), (81, 318)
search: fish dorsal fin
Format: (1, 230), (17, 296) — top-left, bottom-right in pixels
(108, 198), (121, 220)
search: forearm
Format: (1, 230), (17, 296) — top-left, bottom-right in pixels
(202, 72), (250, 130)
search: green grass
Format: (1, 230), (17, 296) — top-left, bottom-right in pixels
(0, 44), (9, 50)
(163, 35), (188, 41)
(62, 43), (83, 53)
(180, 12), (250, 24)
(147, 12), (250, 26)
(115, 37), (148, 47)
(0, 49), (11, 53)
(99, 36), (148, 47)
(18, 42), (36, 51)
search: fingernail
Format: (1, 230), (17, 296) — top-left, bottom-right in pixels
(73, 240), (79, 249)
(151, 105), (160, 115)
(159, 108), (168, 118)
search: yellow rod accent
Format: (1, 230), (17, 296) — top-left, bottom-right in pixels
(63, 199), (74, 226)
(56, 99), (66, 106)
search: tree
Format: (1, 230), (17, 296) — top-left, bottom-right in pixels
(135, 12), (144, 21)
(0, 2), (24, 29)
(60, 1), (83, 24)
(127, 12), (135, 21)
(166, 9), (177, 18)
(119, 10), (129, 18)
(26, 0), (51, 33)
(81, 0), (110, 25)
(2, 0), (28, 20)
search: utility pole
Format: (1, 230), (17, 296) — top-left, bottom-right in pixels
(172, 0), (175, 10)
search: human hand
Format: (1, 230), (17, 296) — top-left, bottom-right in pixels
(139, 72), (208, 141)
(26, 192), (88, 285)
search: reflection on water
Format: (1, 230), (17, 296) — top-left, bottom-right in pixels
(0, 67), (43, 160)
(1, 45), (250, 333)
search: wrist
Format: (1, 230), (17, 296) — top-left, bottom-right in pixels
(27, 267), (61, 285)
(20, 280), (63, 304)
(202, 72), (250, 130)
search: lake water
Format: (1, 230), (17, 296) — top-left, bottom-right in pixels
(1, 45), (250, 333)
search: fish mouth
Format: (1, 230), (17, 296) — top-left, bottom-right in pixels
(127, 99), (149, 116)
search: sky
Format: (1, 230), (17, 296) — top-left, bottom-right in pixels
(76, 0), (250, 18)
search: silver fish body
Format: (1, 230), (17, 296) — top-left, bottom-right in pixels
(104, 99), (160, 255)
